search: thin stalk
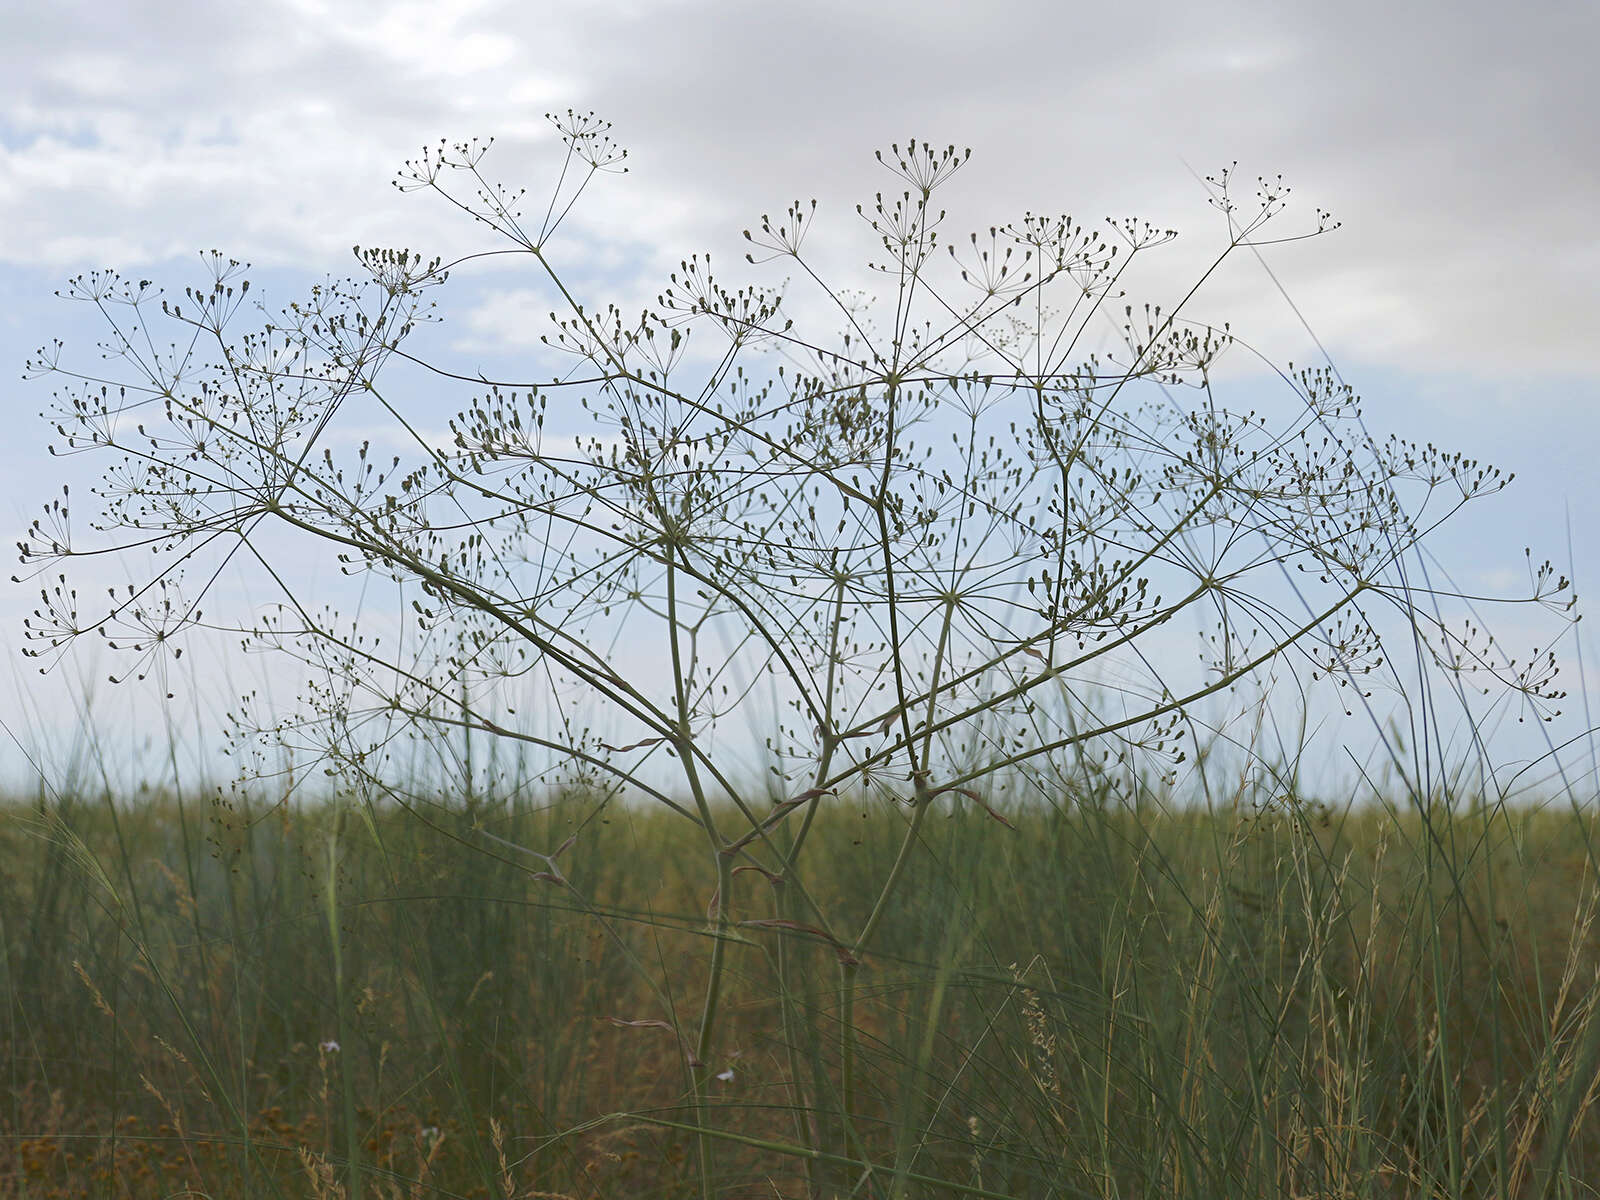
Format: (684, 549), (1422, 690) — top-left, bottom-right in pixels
(780, 575), (849, 877)
(840, 790), (935, 1162)
(918, 596), (959, 778)
(773, 870), (822, 1198)
(888, 932), (956, 1196)
(667, 547), (732, 1200)
(323, 806), (363, 1200)
(771, 579), (848, 1194)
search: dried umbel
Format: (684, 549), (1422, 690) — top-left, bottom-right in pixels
(18, 112), (1573, 1195)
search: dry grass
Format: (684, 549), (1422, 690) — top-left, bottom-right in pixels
(4, 787), (1600, 1198)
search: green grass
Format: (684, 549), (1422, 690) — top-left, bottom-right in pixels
(5, 779), (1600, 1199)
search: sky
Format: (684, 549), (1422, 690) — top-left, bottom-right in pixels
(2, 0), (1596, 797)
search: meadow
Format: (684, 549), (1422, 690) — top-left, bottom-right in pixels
(11, 122), (1595, 1200)
(6, 771), (1600, 1199)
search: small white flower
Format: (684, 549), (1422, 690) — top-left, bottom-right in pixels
(715, 1068), (735, 1083)
(320, 1040), (341, 1054)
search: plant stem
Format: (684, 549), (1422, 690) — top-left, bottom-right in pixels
(840, 789), (934, 1166)
(324, 806), (363, 1200)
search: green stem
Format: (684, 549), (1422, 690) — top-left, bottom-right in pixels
(324, 807), (363, 1200)
(666, 549), (732, 1200)
(774, 869), (830, 1198)
(839, 967), (860, 1166)
(840, 791), (935, 1165)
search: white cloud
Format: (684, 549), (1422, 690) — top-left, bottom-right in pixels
(1, 0), (1593, 375)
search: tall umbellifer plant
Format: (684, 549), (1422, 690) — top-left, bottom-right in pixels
(18, 111), (1571, 1195)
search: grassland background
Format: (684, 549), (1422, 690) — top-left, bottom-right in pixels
(5, 775), (1600, 1199)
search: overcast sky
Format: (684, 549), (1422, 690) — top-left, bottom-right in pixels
(3, 0), (1596, 793)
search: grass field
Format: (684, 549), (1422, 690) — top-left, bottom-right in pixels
(5, 775), (1600, 1199)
